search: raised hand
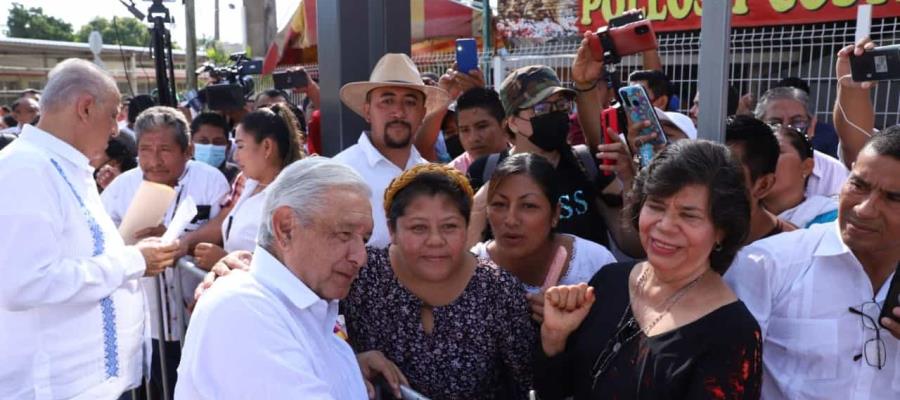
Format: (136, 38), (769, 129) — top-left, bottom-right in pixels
(541, 283), (596, 356)
(572, 31), (605, 88)
(836, 36), (877, 90)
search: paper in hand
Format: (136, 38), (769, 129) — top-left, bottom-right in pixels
(162, 196), (198, 244)
(118, 181), (176, 244)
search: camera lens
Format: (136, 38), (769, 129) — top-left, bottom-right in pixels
(636, 26), (649, 34)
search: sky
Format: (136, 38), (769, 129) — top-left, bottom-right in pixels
(0, 0), (301, 47)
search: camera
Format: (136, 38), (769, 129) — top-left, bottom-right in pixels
(850, 44), (900, 82)
(587, 11), (658, 64)
(196, 52), (264, 111)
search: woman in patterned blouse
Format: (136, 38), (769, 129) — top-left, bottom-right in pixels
(342, 163), (537, 400)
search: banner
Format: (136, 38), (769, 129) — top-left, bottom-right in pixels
(496, 0), (900, 45)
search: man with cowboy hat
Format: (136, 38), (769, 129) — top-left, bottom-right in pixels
(334, 53), (450, 249)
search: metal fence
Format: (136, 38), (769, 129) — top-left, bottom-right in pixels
(256, 17), (900, 128)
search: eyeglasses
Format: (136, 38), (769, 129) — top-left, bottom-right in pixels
(848, 302), (887, 370)
(766, 117), (811, 134)
(522, 98), (572, 118)
(768, 123), (814, 159)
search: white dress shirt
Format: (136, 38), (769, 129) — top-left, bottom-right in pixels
(724, 222), (900, 400)
(102, 160), (230, 341)
(778, 194), (839, 229)
(222, 179), (267, 253)
(471, 233), (617, 294)
(176, 246), (368, 400)
(806, 150), (849, 198)
(333, 132), (427, 249)
(0, 125), (147, 399)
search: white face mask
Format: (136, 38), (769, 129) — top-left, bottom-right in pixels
(193, 143), (227, 168)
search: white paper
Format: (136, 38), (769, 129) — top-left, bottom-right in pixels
(118, 181), (176, 244)
(162, 196), (198, 244)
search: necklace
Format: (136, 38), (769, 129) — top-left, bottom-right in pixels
(633, 264), (706, 335)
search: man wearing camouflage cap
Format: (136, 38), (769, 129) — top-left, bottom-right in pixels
(466, 65), (642, 257)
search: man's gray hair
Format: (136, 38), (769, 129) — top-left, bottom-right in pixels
(754, 86), (812, 119)
(134, 106), (191, 152)
(40, 58), (118, 112)
(258, 157), (372, 249)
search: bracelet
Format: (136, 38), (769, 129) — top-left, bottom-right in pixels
(573, 80), (598, 93)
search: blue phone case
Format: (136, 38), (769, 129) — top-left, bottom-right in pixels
(618, 85), (667, 167)
(456, 38), (478, 73)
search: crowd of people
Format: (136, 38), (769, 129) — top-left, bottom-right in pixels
(0, 17), (898, 400)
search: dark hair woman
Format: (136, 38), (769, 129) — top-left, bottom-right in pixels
(534, 140), (763, 399)
(343, 163), (536, 400)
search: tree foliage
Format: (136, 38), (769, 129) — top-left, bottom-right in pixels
(5, 2), (74, 41)
(75, 17), (150, 47)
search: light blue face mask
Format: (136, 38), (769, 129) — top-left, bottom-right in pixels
(193, 143), (227, 168)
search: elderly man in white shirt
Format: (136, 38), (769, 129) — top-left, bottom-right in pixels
(0, 59), (179, 399)
(725, 127), (900, 399)
(101, 105), (230, 397)
(755, 86), (849, 197)
(334, 53), (450, 249)
(177, 157), (407, 399)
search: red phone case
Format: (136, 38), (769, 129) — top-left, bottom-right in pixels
(589, 19), (659, 61)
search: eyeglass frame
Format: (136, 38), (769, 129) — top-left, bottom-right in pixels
(516, 97), (573, 119)
(848, 301), (887, 370)
(768, 122), (814, 159)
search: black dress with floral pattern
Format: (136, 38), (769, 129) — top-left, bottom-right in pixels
(342, 247), (538, 400)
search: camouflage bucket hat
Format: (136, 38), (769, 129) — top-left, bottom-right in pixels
(499, 65), (576, 117)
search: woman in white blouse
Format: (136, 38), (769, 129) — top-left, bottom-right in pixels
(763, 125), (838, 229)
(193, 104), (305, 268)
(470, 153), (616, 321)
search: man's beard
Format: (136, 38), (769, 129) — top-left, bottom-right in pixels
(383, 120), (413, 149)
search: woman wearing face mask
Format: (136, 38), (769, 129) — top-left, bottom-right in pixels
(762, 125), (838, 228)
(466, 65), (641, 256)
(192, 104), (305, 269)
(190, 112), (241, 184)
(471, 153), (616, 322)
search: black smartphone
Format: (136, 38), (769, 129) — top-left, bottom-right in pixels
(273, 69), (309, 90)
(850, 44), (900, 82)
(878, 263), (900, 329)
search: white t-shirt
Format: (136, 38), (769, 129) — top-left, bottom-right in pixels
(805, 150), (849, 198)
(222, 179), (268, 253)
(102, 160), (230, 341)
(778, 195), (838, 229)
(471, 233), (617, 294)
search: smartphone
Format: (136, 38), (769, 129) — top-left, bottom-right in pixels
(589, 18), (658, 61)
(455, 38), (478, 74)
(878, 264), (900, 329)
(850, 45), (900, 82)
(273, 69), (309, 90)
(618, 85), (667, 166)
(600, 105), (624, 176)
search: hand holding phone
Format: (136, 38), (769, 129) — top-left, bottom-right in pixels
(618, 85), (667, 167)
(272, 68), (309, 90)
(587, 11), (658, 62)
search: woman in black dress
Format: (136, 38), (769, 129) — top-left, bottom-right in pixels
(535, 140), (763, 399)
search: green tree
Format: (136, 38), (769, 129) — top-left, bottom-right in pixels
(5, 2), (74, 41)
(75, 17), (150, 47)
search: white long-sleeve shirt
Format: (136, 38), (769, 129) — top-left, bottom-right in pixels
(725, 222), (900, 399)
(101, 159), (229, 341)
(175, 246), (368, 399)
(0, 125), (147, 399)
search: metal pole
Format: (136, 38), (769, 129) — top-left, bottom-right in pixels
(185, 0), (198, 91)
(482, 0), (492, 86)
(696, 0), (732, 142)
(214, 0), (220, 41)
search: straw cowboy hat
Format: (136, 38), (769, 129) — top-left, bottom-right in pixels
(339, 53), (450, 118)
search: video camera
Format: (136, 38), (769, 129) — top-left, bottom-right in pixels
(195, 52), (264, 111)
